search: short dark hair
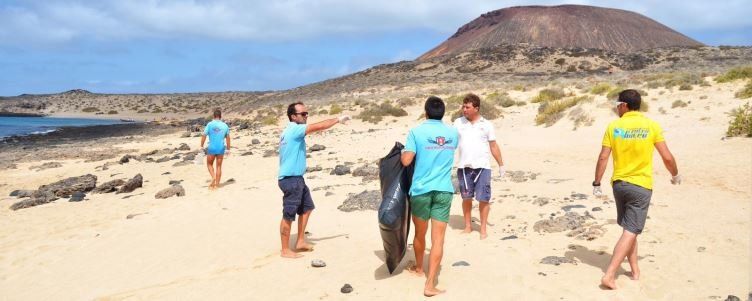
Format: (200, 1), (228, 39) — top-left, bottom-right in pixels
(287, 102), (304, 121)
(213, 108), (222, 118)
(424, 96), (445, 120)
(463, 93), (481, 108)
(618, 89), (642, 111)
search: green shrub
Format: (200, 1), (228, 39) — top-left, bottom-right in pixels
(396, 98), (416, 107)
(736, 80), (752, 99)
(262, 115), (278, 126)
(487, 91), (516, 108)
(535, 95), (592, 126)
(531, 88), (566, 103)
(678, 84), (693, 91)
(644, 72), (708, 89)
(329, 104), (343, 114)
(672, 100), (688, 108)
(82, 107), (100, 113)
(726, 103), (752, 137)
(107, 110), (118, 114)
(318, 109), (329, 115)
(589, 83), (613, 95)
(716, 66), (752, 83)
(357, 102), (408, 124)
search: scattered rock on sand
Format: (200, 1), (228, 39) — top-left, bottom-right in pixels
(10, 190), (58, 210)
(69, 192), (86, 202)
(168, 180), (182, 185)
(507, 170), (540, 182)
(338, 190), (380, 212)
(311, 259), (326, 267)
(117, 174), (143, 194)
(251, 138), (261, 145)
(180, 132), (191, 138)
(263, 149), (278, 157)
(37, 174), (97, 198)
(533, 211), (593, 233)
(331, 165), (351, 175)
(340, 284), (353, 294)
(306, 166), (323, 172)
(9, 190), (35, 198)
(501, 235), (518, 240)
(177, 143), (190, 151)
(352, 165), (379, 181)
(93, 179), (126, 193)
(697, 247), (706, 252)
(452, 261), (470, 267)
(532, 197), (550, 206)
(309, 144), (326, 152)
(724, 295), (740, 301)
(241, 151), (253, 156)
(592, 207), (603, 212)
(155, 185), (185, 199)
(540, 256), (577, 266)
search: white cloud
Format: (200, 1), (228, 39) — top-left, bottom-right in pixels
(0, 0), (749, 46)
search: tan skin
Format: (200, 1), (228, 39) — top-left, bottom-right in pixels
(200, 117), (231, 190)
(594, 103), (679, 289)
(459, 102), (504, 240)
(279, 104), (343, 259)
(399, 113), (449, 297)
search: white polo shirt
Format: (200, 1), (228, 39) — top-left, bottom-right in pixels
(454, 116), (497, 169)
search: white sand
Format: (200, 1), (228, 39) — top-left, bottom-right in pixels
(0, 81), (749, 300)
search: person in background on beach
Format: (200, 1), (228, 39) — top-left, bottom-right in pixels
(278, 102), (351, 258)
(453, 93), (505, 240)
(400, 96), (458, 297)
(592, 89), (681, 289)
(200, 108), (231, 190)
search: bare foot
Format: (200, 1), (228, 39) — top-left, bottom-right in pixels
(628, 270), (640, 280)
(295, 242), (314, 252)
(208, 184), (216, 191)
(406, 264), (425, 277)
(461, 227), (472, 234)
(479, 232), (488, 240)
(424, 287), (445, 297)
(280, 249), (303, 258)
(601, 275), (617, 289)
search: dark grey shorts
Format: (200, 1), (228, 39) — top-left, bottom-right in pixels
(457, 168), (492, 202)
(612, 180), (652, 234)
(278, 176), (315, 221)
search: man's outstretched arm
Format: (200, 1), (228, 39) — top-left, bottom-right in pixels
(305, 116), (350, 135)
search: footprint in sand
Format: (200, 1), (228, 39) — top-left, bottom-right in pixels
(252, 252), (278, 269)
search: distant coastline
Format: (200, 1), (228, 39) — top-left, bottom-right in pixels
(0, 112), (47, 117)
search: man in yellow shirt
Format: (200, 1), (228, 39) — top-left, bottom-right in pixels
(592, 89), (681, 290)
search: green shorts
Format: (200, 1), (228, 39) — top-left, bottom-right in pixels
(410, 191), (453, 223)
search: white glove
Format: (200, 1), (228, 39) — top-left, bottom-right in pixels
(671, 174), (682, 185)
(593, 185), (604, 197)
(338, 115), (351, 124)
(497, 165), (506, 178)
(225, 148), (231, 156)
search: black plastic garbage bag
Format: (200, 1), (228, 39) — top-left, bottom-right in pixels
(378, 142), (414, 274)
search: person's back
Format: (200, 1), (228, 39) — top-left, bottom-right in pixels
(205, 119), (230, 155)
(407, 120), (458, 196)
(603, 111), (663, 189)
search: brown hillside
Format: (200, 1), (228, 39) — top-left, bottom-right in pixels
(419, 5), (703, 60)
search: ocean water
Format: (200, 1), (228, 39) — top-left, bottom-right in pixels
(0, 117), (126, 138)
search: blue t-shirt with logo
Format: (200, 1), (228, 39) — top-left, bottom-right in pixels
(204, 120), (230, 155)
(278, 122), (308, 179)
(404, 119), (458, 196)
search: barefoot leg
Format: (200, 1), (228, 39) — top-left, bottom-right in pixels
(461, 199), (473, 233)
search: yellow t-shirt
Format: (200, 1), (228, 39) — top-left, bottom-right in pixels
(602, 111), (665, 190)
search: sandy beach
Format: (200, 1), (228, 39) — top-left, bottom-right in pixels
(0, 81), (750, 300)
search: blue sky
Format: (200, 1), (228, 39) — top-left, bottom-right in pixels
(0, 0), (750, 96)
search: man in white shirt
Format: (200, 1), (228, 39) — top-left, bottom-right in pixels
(453, 93), (505, 240)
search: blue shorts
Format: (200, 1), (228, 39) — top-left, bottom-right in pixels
(457, 168), (492, 202)
(207, 146), (225, 156)
(278, 176), (315, 221)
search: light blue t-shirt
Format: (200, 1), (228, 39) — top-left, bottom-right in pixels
(278, 122), (307, 179)
(204, 119), (229, 154)
(404, 119), (459, 196)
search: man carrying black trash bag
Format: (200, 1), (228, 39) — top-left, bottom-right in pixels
(400, 96), (458, 297)
(377, 142), (413, 274)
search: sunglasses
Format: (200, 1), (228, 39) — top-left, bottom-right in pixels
(294, 112), (309, 117)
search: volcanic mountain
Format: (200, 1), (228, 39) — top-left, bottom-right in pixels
(419, 5), (703, 60)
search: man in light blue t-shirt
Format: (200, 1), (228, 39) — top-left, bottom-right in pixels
(277, 101), (350, 259)
(400, 96), (458, 297)
(200, 108), (231, 190)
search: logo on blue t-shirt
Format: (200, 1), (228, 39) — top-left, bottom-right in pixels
(426, 136), (455, 149)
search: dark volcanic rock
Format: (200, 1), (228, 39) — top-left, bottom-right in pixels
(330, 165), (351, 176)
(117, 174), (143, 194)
(309, 144), (326, 152)
(37, 174), (97, 198)
(540, 256), (577, 266)
(9, 190), (35, 198)
(251, 138), (261, 145)
(534, 211), (593, 233)
(177, 143), (190, 151)
(338, 190), (381, 212)
(340, 284), (353, 294)
(155, 185), (185, 199)
(93, 179), (126, 194)
(10, 190), (58, 210)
